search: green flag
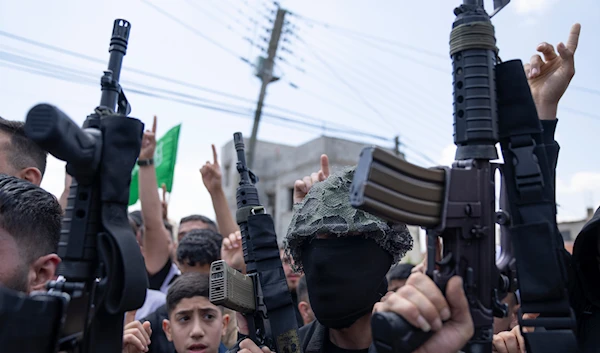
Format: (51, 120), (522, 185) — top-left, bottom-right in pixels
(129, 124), (181, 206)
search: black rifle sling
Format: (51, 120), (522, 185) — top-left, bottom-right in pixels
(92, 116), (148, 352)
(248, 214), (301, 353)
(496, 60), (578, 352)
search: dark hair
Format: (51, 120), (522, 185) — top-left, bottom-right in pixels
(128, 211), (172, 240)
(179, 214), (218, 232)
(0, 174), (61, 262)
(177, 229), (222, 266)
(0, 118), (47, 176)
(166, 273), (211, 315)
(386, 263), (414, 282)
(297, 274), (309, 303)
(129, 211), (143, 227)
(164, 220), (173, 238)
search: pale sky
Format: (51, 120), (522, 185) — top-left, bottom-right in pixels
(0, 0), (598, 224)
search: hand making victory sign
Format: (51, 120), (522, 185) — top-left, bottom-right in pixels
(524, 23), (581, 120)
(139, 115), (157, 160)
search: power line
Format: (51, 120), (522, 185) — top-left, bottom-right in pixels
(0, 30), (274, 109)
(205, 0), (248, 26)
(560, 107), (600, 121)
(291, 37), (451, 141)
(0, 49), (366, 133)
(183, 0), (249, 38)
(287, 22), (453, 111)
(0, 52), (393, 143)
(302, 43), (397, 134)
(141, 0), (249, 63)
(571, 86), (600, 96)
(0, 30), (400, 141)
(288, 11), (447, 60)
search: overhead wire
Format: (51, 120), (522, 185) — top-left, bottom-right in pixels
(0, 50), (392, 143)
(288, 20), (453, 112)
(141, 0), (249, 63)
(570, 86), (600, 96)
(288, 12), (447, 60)
(183, 0), (250, 38)
(290, 34), (451, 143)
(281, 25), (452, 152)
(0, 30), (327, 116)
(205, 0), (249, 27)
(0, 29), (391, 142)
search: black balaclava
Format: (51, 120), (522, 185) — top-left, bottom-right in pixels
(302, 236), (392, 329)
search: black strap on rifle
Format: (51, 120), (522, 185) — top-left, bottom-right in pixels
(89, 115), (148, 352)
(247, 213), (301, 353)
(496, 59), (578, 352)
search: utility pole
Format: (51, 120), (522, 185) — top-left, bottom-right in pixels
(394, 135), (401, 156)
(247, 7), (287, 169)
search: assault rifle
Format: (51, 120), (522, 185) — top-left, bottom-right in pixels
(0, 19), (147, 353)
(350, 0), (578, 352)
(209, 132), (301, 353)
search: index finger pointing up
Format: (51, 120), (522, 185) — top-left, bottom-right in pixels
(567, 23), (581, 53)
(152, 115), (157, 133)
(212, 144), (219, 165)
(320, 154), (330, 178)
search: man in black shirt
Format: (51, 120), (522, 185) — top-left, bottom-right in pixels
(231, 167), (473, 353)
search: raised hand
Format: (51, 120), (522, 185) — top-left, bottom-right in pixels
(221, 231), (245, 273)
(200, 144), (223, 194)
(293, 154), (330, 204)
(123, 310), (152, 353)
(139, 116), (157, 160)
(524, 23), (581, 120)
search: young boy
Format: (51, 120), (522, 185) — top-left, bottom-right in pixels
(124, 273), (229, 353)
(164, 273), (229, 353)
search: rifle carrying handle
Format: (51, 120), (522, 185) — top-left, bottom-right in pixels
(372, 312), (434, 353)
(25, 104), (97, 166)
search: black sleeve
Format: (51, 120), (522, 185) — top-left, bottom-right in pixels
(148, 257), (172, 291)
(540, 119), (559, 213)
(141, 304), (175, 353)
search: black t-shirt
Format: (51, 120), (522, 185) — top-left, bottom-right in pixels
(568, 207), (600, 352)
(148, 257), (178, 291)
(324, 333), (368, 353)
(141, 304), (174, 353)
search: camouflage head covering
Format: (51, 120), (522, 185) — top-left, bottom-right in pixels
(284, 166), (413, 272)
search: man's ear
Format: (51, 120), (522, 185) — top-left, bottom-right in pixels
(298, 301), (311, 323)
(163, 319), (173, 342)
(18, 167), (43, 186)
(30, 254), (60, 292)
(222, 313), (231, 337)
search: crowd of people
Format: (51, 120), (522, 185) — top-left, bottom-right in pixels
(0, 22), (596, 353)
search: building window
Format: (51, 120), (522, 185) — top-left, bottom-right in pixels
(560, 230), (572, 241)
(267, 192), (276, 217)
(224, 164), (230, 187)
